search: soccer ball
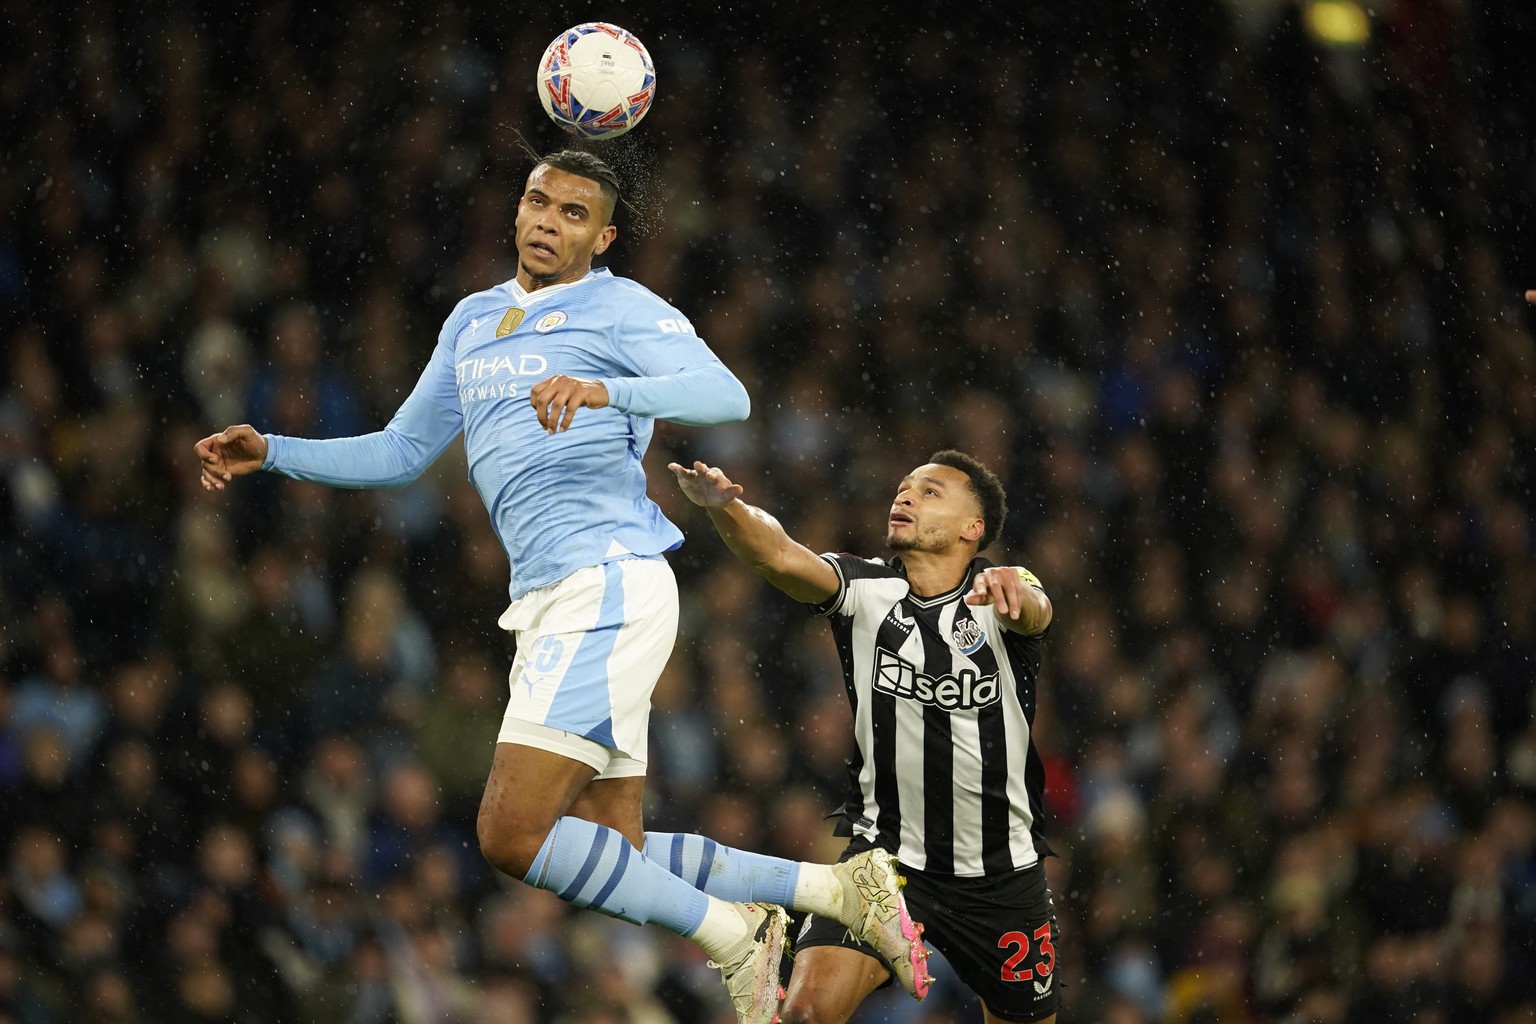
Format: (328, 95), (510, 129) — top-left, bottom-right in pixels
(536, 23), (655, 140)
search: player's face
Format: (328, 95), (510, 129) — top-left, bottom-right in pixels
(886, 463), (985, 553)
(515, 165), (618, 288)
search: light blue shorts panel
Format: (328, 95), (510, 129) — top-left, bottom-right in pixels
(497, 558), (678, 771)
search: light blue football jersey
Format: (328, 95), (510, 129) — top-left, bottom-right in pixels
(261, 268), (749, 599)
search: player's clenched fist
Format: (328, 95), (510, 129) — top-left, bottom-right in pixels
(194, 424), (268, 491)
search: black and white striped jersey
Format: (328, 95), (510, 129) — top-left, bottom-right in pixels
(814, 553), (1050, 877)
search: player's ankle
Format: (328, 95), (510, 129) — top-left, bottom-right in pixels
(691, 898), (755, 961)
(791, 862), (844, 919)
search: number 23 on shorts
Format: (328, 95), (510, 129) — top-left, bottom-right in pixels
(998, 922), (1057, 982)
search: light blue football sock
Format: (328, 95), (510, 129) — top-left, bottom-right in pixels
(642, 831), (799, 907)
(524, 817), (709, 935)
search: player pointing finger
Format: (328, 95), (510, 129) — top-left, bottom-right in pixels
(966, 565), (1051, 631)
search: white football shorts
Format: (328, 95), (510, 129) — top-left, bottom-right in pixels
(496, 557), (677, 779)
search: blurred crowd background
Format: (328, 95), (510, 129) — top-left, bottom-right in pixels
(3, 0), (1535, 1021)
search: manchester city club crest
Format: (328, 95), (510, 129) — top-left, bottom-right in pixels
(534, 310), (568, 333)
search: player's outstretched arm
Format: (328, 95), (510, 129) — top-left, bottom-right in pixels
(668, 460), (838, 605)
(195, 425), (268, 492)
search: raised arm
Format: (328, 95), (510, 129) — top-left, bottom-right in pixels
(258, 397), (462, 487)
(668, 460), (838, 605)
(196, 339), (463, 491)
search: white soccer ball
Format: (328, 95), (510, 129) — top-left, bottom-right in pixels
(536, 22), (656, 140)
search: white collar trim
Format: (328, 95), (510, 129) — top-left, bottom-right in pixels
(505, 269), (600, 306)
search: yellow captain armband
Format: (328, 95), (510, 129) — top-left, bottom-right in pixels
(1016, 567), (1042, 589)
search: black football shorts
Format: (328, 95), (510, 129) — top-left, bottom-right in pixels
(797, 838), (1061, 1022)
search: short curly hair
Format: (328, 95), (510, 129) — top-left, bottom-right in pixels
(928, 449), (1008, 551)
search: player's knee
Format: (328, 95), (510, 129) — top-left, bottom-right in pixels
(476, 808), (545, 880)
(777, 996), (842, 1024)
(776, 1001), (812, 1024)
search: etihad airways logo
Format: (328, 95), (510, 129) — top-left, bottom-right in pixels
(456, 353), (549, 384)
(871, 649), (999, 711)
(455, 353), (550, 404)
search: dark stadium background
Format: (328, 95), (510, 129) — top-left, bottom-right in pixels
(2, 0), (1534, 1021)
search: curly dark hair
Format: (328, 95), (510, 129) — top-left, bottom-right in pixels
(928, 449), (1008, 551)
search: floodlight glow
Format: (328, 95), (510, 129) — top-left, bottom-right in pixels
(1305, 1), (1371, 45)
